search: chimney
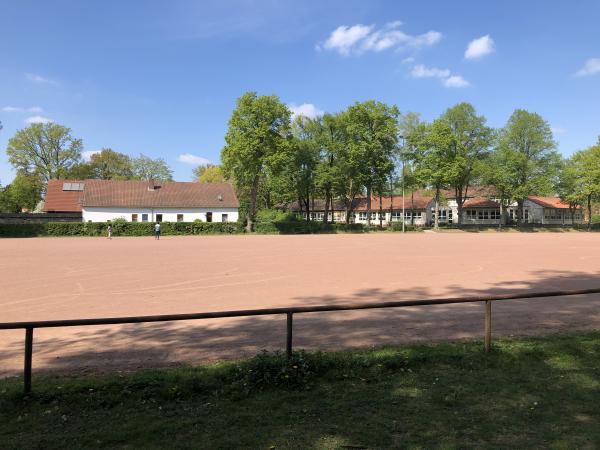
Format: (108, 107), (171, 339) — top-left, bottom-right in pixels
(147, 179), (160, 191)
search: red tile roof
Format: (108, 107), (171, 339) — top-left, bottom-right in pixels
(82, 180), (239, 208)
(527, 196), (581, 210)
(44, 180), (84, 212)
(463, 197), (501, 208)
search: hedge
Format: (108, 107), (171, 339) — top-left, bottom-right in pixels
(0, 221), (244, 238)
(255, 220), (366, 234)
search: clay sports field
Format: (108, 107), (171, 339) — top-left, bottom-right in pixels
(1, 232), (600, 377)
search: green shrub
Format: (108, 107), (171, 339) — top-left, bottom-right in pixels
(390, 222), (424, 232)
(0, 221), (244, 238)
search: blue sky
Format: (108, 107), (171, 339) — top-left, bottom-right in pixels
(1, 0), (599, 183)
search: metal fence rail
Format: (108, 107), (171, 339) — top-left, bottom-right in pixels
(1, 287), (599, 394)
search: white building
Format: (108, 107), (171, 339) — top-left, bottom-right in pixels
(45, 179), (239, 223)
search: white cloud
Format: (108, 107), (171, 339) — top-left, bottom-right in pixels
(318, 24), (373, 55)
(318, 21), (442, 56)
(25, 73), (58, 85)
(551, 127), (567, 135)
(411, 64), (450, 79)
(177, 153), (211, 166)
(410, 64), (470, 88)
(82, 150), (102, 161)
(575, 58), (600, 77)
(401, 56), (415, 64)
(443, 75), (470, 88)
(2, 106), (44, 113)
(288, 103), (324, 119)
(25, 115), (53, 124)
(464, 35), (495, 60)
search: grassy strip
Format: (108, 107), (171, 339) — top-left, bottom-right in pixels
(1, 333), (599, 449)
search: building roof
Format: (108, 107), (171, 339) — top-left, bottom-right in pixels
(527, 196), (580, 210)
(353, 195), (433, 211)
(43, 180), (84, 212)
(82, 180), (239, 208)
(463, 197), (501, 209)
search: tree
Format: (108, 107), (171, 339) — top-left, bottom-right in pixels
(563, 139), (600, 228)
(131, 154), (173, 181)
(344, 101), (399, 226)
(6, 123), (83, 183)
(481, 145), (514, 228)
(0, 171), (43, 212)
(88, 148), (134, 180)
(193, 164), (226, 183)
(496, 110), (560, 224)
(408, 120), (455, 229)
(439, 103), (493, 225)
(221, 92), (292, 232)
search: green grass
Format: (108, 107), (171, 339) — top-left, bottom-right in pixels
(1, 332), (599, 449)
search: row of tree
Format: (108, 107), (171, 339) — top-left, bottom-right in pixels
(0, 123), (175, 212)
(221, 91), (599, 231)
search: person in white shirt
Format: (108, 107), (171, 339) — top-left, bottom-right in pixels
(154, 222), (161, 240)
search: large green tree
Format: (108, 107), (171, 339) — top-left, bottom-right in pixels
(0, 171), (43, 212)
(563, 139), (600, 228)
(496, 110), (560, 224)
(193, 164), (226, 183)
(407, 120), (456, 229)
(344, 100), (399, 226)
(131, 154), (173, 181)
(88, 148), (134, 180)
(439, 103), (493, 225)
(6, 123), (83, 183)
(221, 92), (292, 232)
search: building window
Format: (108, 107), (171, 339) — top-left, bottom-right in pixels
(177, 214), (184, 222)
(142, 214), (148, 222)
(466, 210), (476, 219)
(490, 210), (500, 220)
(156, 214), (163, 222)
(221, 214), (228, 222)
(131, 214), (138, 222)
(206, 212), (213, 222)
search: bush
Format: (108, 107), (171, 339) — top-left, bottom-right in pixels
(390, 222), (424, 232)
(0, 221), (244, 238)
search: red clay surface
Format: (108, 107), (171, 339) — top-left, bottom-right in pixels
(1, 233), (600, 377)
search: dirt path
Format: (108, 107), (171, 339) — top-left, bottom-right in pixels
(1, 233), (599, 376)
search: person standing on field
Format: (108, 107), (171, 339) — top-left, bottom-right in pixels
(107, 224), (112, 240)
(154, 222), (161, 240)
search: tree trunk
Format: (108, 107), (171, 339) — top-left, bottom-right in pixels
(588, 194), (592, 230)
(366, 185), (372, 227)
(389, 177), (394, 226)
(434, 188), (440, 230)
(455, 188), (463, 226)
(379, 192), (384, 228)
(516, 200), (524, 226)
(411, 191), (415, 226)
(323, 189), (330, 224)
(498, 198), (503, 229)
(247, 175), (260, 232)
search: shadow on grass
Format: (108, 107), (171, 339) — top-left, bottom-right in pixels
(0, 333), (599, 449)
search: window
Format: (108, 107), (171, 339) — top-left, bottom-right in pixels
(62, 182), (84, 191)
(177, 214), (184, 222)
(358, 212), (368, 220)
(142, 214), (148, 222)
(391, 211), (402, 220)
(221, 214), (228, 222)
(156, 214), (163, 223)
(466, 210), (477, 219)
(131, 214), (138, 222)
(490, 210), (500, 220)
(206, 212), (213, 222)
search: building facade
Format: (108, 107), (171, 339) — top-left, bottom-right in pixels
(44, 179), (239, 223)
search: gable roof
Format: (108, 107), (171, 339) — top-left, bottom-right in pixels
(82, 180), (239, 208)
(527, 196), (580, 210)
(44, 179), (84, 212)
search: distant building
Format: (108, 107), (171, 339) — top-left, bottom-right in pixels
(283, 186), (583, 226)
(44, 179), (239, 223)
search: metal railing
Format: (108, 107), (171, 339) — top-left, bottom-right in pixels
(1, 287), (599, 394)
